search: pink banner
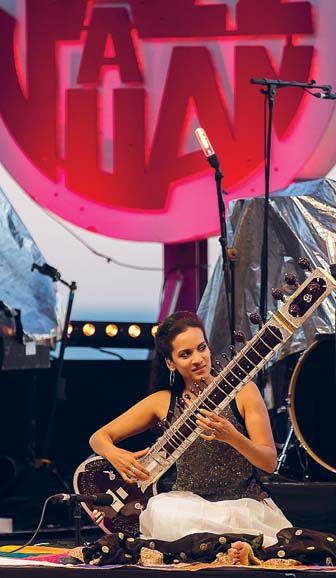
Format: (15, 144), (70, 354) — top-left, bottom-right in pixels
(0, 0), (335, 242)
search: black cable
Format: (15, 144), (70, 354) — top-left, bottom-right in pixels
(92, 347), (125, 360)
(42, 211), (163, 271)
(0, 495), (55, 558)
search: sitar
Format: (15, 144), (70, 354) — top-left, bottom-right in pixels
(73, 265), (336, 535)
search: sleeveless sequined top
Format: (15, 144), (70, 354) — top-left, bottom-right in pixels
(169, 393), (269, 502)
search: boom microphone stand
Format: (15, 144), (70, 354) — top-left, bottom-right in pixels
(250, 78), (334, 323)
(250, 77), (335, 390)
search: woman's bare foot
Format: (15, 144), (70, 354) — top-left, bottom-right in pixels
(228, 541), (261, 566)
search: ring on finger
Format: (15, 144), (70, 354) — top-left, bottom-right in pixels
(130, 465), (136, 472)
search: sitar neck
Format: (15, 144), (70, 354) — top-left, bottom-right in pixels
(140, 267), (336, 489)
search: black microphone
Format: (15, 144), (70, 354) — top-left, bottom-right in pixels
(313, 92), (336, 100)
(31, 262), (61, 281)
(52, 493), (114, 506)
(250, 78), (333, 92)
(250, 77), (284, 86)
(195, 127), (220, 169)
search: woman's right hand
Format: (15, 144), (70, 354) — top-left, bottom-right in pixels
(106, 446), (150, 483)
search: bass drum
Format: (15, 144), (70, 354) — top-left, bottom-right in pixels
(288, 334), (336, 475)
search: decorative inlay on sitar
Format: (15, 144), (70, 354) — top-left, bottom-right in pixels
(73, 266), (336, 535)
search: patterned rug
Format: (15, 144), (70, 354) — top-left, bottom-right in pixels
(0, 544), (70, 565)
(0, 540), (335, 572)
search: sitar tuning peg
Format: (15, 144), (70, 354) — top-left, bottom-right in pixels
(284, 272), (299, 288)
(228, 344), (237, 357)
(199, 378), (209, 391)
(249, 312), (263, 329)
(211, 365), (220, 376)
(307, 281), (320, 294)
(214, 359), (224, 372)
(288, 303), (301, 317)
(220, 352), (230, 362)
(271, 287), (286, 302)
(219, 349), (235, 363)
(233, 330), (246, 344)
(157, 417), (170, 430)
(177, 397), (187, 410)
(298, 257), (313, 272)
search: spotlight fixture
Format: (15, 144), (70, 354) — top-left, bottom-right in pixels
(151, 325), (159, 337)
(66, 321), (158, 349)
(128, 324), (141, 338)
(105, 323), (119, 337)
(82, 323), (96, 336)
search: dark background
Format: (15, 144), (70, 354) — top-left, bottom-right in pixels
(0, 359), (155, 528)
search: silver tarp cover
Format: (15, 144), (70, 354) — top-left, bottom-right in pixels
(198, 178), (336, 361)
(0, 186), (59, 341)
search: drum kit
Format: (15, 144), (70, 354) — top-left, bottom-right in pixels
(267, 333), (336, 481)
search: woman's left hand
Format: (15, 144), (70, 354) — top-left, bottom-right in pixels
(196, 409), (238, 443)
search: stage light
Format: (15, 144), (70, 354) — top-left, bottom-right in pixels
(128, 324), (141, 338)
(105, 323), (119, 337)
(151, 324), (159, 337)
(66, 321), (157, 348)
(67, 323), (73, 336)
(82, 323), (96, 336)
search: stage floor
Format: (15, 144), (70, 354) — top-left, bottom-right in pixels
(1, 547), (336, 578)
(0, 479), (336, 577)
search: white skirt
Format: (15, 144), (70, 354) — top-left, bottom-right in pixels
(139, 491), (292, 547)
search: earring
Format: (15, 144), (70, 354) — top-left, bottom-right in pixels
(169, 369), (175, 388)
